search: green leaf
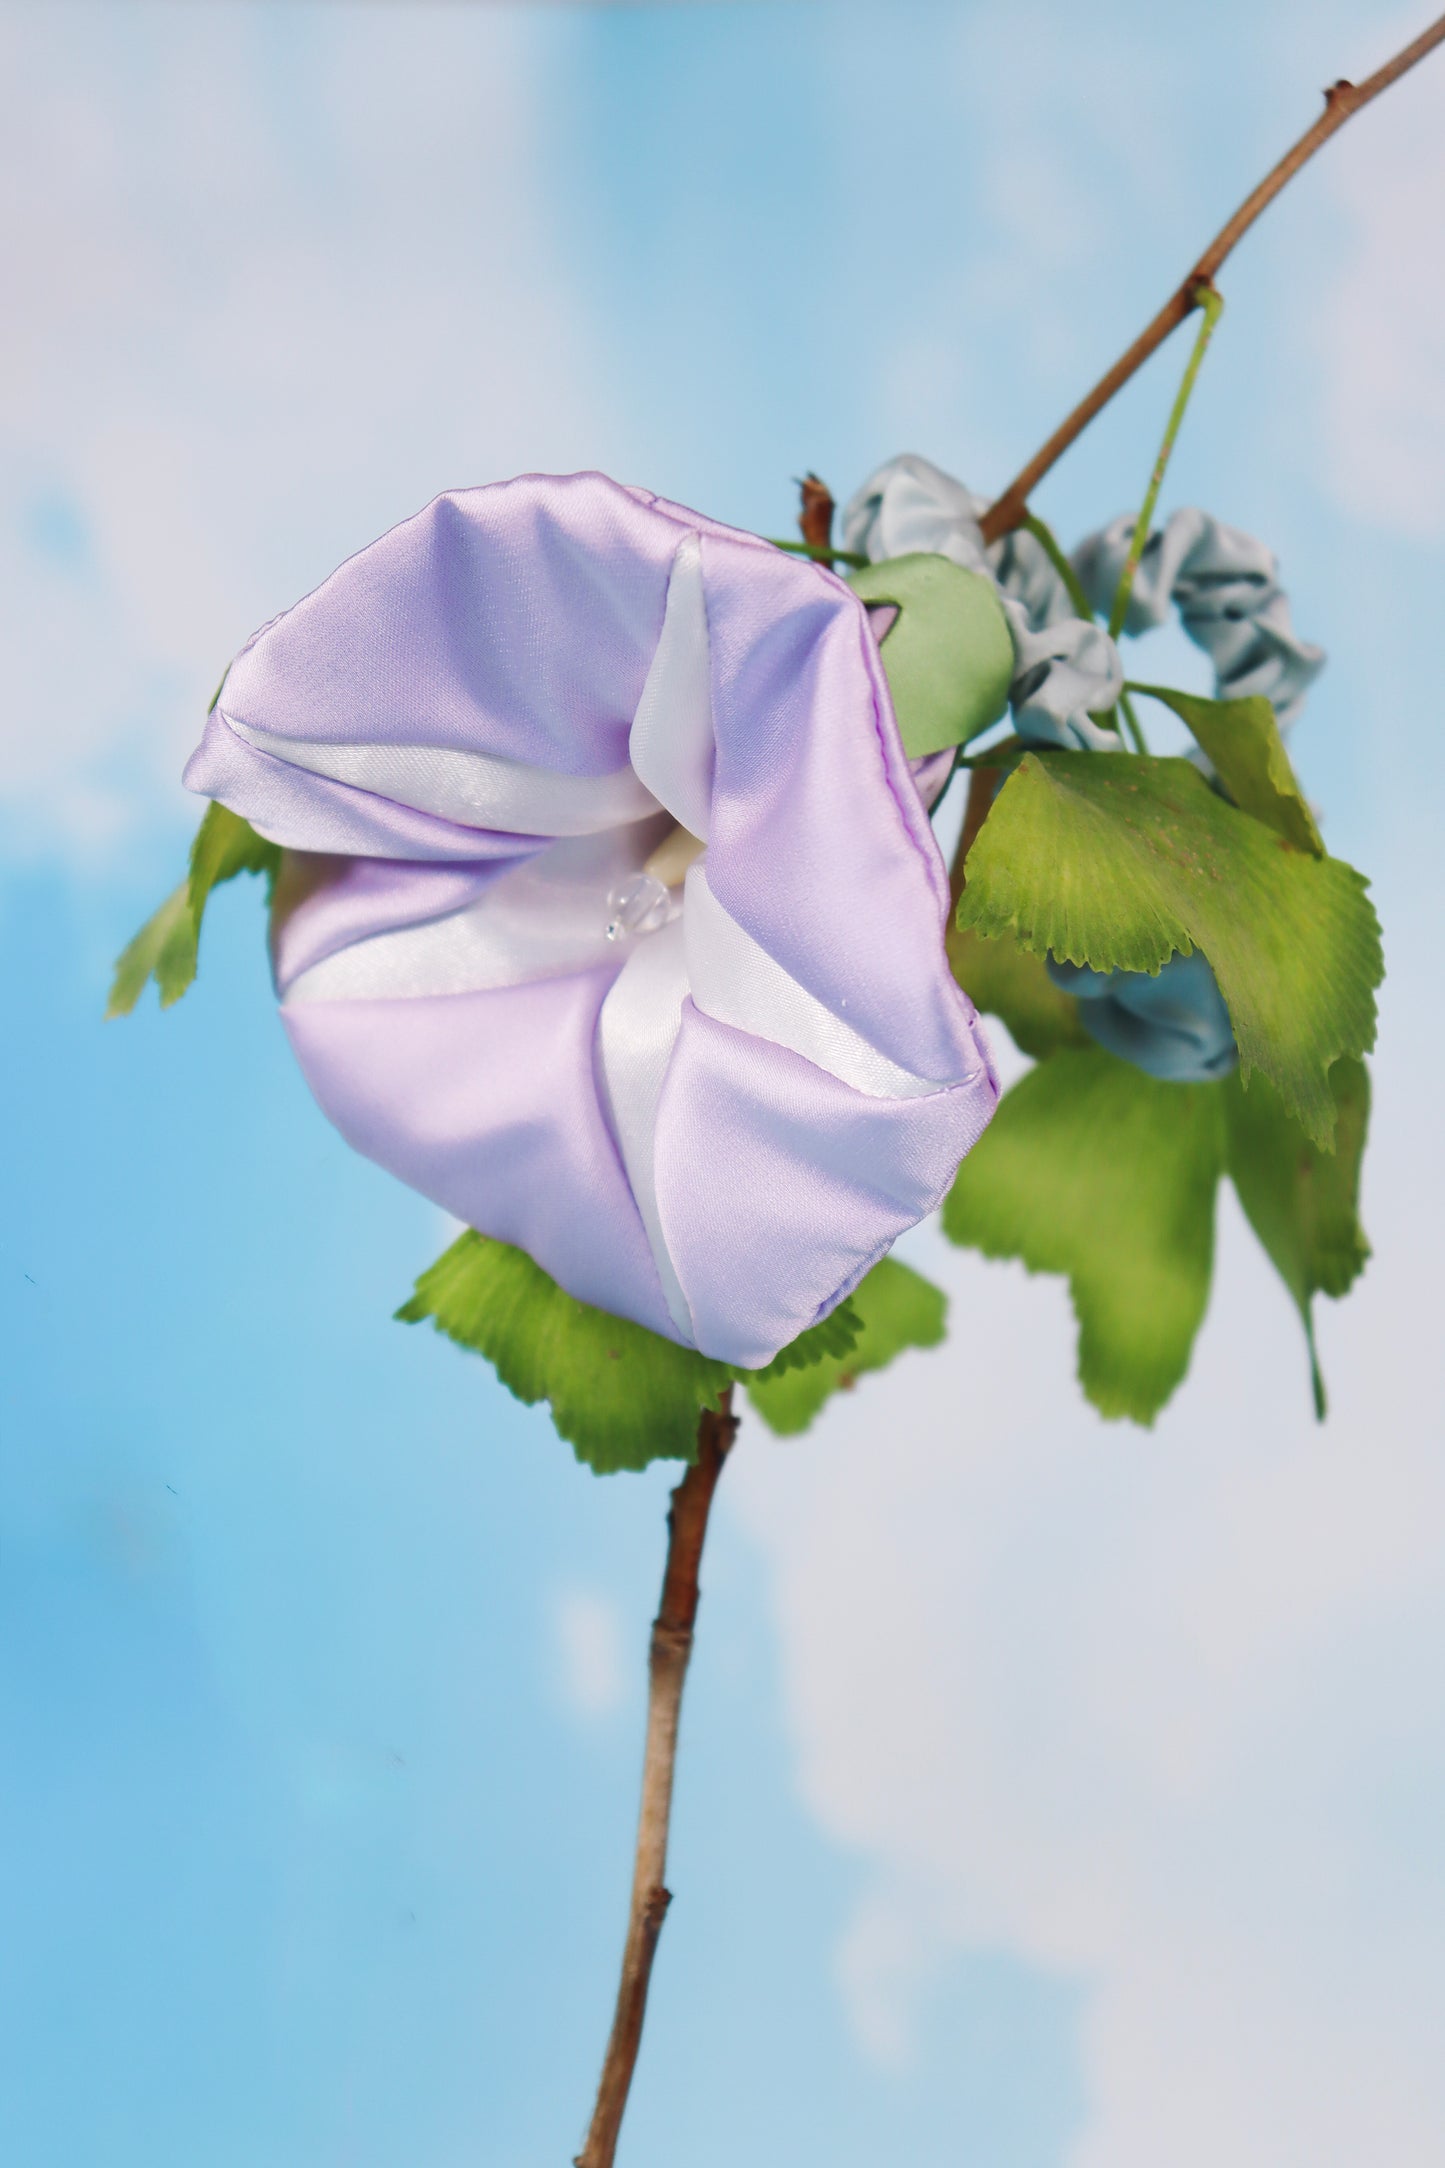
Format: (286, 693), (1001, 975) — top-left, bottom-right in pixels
(107, 801), (281, 1017)
(942, 1047), (1224, 1425)
(1223, 1057), (1370, 1419)
(398, 1233), (911, 1467)
(947, 921), (1090, 1060)
(396, 1229), (733, 1474)
(1129, 682), (1323, 856)
(956, 752), (1381, 1147)
(188, 799), (280, 914)
(749, 1296), (862, 1380)
(848, 553), (1014, 757)
(745, 1257), (947, 1435)
(106, 882), (200, 1018)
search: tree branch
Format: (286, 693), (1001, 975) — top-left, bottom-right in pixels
(574, 1391), (739, 2168)
(979, 12), (1445, 544)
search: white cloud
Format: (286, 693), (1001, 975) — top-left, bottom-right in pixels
(730, 1005), (1445, 2164)
(830, 6), (1194, 489)
(551, 1586), (627, 1723)
(1312, 17), (1445, 536)
(0, 2), (608, 858)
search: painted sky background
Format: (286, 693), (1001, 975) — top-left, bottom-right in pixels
(2, 3), (1443, 2164)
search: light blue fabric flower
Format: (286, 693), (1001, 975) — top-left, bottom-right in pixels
(1047, 952), (1237, 1082)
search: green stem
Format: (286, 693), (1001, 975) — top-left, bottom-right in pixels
(766, 536), (869, 568)
(1107, 282), (1225, 641)
(1018, 514), (1149, 752)
(1018, 511), (1095, 623)
(1117, 688), (1148, 754)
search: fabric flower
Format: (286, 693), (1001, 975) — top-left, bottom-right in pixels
(1046, 953), (1237, 1082)
(184, 471), (998, 1369)
(841, 454), (1125, 750)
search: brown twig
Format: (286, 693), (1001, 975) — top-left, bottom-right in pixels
(797, 472), (836, 564)
(979, 13), (1445, 545)
(575, 1391), (739, 2168)
(951, 766), (1000, 907)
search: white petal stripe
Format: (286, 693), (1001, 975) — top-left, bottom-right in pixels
(627, 531), (716, 841)
(594, 916), (696, 1343)
(682, 864), (953, 1099)
(281, 830), (662, 1005)
(225, 713), (661, 836)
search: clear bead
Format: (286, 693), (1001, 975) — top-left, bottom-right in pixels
(605, 871), (674, 942)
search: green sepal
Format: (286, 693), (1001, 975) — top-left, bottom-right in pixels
(955, 751), (1381, 1147)
(106, 881), (202, 1016)
(947, 921), (1089, 1061)
(749, 1297), (862, 1380)
(107, 802), (281, 1017)
(1129, 682), (1323, 855)
(1223, 1057), (1370, 1418)
(187, 799), (279, 911)
(848, 553), (1014, 757)
(942, 1046), (1224, 1425)
(397, 1231), (945, 1465)
(744, 1257), (947, 1436)
(396, 1230), (735, 1474)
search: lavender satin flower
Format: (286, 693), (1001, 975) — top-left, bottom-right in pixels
(184, 472), (998, 1368)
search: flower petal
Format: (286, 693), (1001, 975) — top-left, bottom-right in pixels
(699, 528), (979, 1084)
(189, 472), (1000, 1365)
(654, 1004), (996, 1369)
(278, 827), (668, 1005)
(627, 530), (716, 840)
(226, 715), (660, 836)
(283, 967), (680, 1340)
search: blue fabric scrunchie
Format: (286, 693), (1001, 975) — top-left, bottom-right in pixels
(1072, 507), (1324, 728)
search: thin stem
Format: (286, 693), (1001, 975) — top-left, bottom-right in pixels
(979, 14), (1445, 544)
(767, 536), (868, 568)
(1019, 511), (1095, 623)
(1108, 283), (1224, 638)
(575, 1392), (738, 2168)
(1117, 688), (1149, 755)
(1021, 512), (1148, 750)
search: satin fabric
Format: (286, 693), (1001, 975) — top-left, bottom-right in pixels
(1072, 507), (1324, 728)
(842, 454), (1323, 744)
(184, 471), (998, 1369)
(1047, 953), (1237, 1082)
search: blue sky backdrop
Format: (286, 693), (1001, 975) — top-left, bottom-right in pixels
(3, 4), (1443, 2164)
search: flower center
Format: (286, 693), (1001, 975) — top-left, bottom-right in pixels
(605, 871), (673, 942)
(604, 824), (705, 942)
